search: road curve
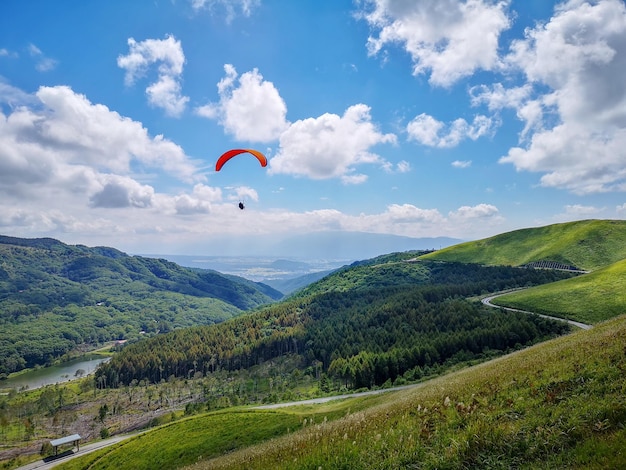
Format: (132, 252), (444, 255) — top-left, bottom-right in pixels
(255, 384), (420, 410)
(481, 292), (592, 330)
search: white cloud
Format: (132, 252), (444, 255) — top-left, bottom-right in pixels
(195, 64), (289, 142)
(217, 202), (498, 239)
(190, 0), (260, 22)
(500, 0), (626, 194)
(0, 79), (38, 108)
(269, 104), (396, 182)
(359, 0), (511, 87)
(0, 85), (201, 209)
(563, 204), (604, 216)
(449, 203), (499, 220)
(117, 35), (189, 117)
(407, 113), (495, 148)
(452, 160), (472, 168)
(396, 160), (411, 173)
(90, 175), (155, 208)
(616, 203), (626, 215)
(470, 83), (533, 111)
(170, 184), (222, 215)
(28, 43), (57, 72)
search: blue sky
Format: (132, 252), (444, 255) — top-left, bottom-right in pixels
(1, 0), (626, 256)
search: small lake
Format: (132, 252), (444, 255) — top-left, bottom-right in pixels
(0, 355), (110, 391)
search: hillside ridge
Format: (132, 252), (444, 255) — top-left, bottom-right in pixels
(420, 219), (626, 271)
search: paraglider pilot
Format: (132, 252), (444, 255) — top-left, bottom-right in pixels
(238, 201), (245, 210)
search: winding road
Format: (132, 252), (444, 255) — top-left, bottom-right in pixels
(481, 292), (592, 330)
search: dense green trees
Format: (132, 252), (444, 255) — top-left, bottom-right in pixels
(97, 261), (574, 389)
(0, 237), (282, 376)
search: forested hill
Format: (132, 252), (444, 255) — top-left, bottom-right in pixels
(96, 257), (577, 389)
(419, 219), (626, 271)
(0, 235), (282, 377)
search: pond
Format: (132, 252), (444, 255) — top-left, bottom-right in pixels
(0, 354), (110, 391)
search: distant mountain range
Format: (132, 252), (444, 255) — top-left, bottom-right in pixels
(156, 231), (462, 260)
(143, 232), (462, 286)
(264, 231), (461, 259)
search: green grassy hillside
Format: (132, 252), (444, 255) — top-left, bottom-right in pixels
(57, 315), (626, 470)
(491, 257), (626, 324)
(196, 315), (626, 469)
(420, 219), (626, 271)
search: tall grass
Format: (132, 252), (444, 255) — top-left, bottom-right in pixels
(192, 315), (626, 469)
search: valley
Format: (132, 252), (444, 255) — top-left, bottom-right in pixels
(1, 219), (625, 469)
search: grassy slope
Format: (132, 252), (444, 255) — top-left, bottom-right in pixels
(420, 219), (626, 324)
(191, 315), (626, 470)
(492, 258), (626, 324)
(420, 219), (626, 271)
(55, 316), (626, 470)
(55, 396), (389, 470)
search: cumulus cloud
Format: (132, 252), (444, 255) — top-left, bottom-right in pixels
(90, 175), (154, 208)
(449, 203), (499, 220)
(269, 104), (396, 183)
(216, 202), (498, 239)
(0, 82), (227, 246)
(195, 64), (289, 142)
(499, 0), (626, 194)
(0, 85), (201, 207)
(359, 0), (511, 87)
(170, 184), (222, 215)
(117, 35), (189, 117)
(407, 113), (495, 148)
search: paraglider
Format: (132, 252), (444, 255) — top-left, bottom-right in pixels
(215, 149), (267, 210)
(215, 149), (267, 172)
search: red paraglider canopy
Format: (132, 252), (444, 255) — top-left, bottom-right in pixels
(215, 149), (267, 172)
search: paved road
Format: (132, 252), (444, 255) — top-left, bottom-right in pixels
(16, 433), (142, 470)
(256, 383), (420, 409)
(481, 291), (592, 330)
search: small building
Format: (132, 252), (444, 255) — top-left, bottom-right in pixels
(50, 434), (81, 456)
